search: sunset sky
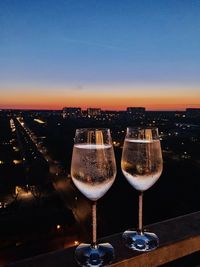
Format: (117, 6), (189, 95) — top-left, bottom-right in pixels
(0, 0), (200, 110)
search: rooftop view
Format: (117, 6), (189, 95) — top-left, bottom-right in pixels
(0, 0), (200, 266)
(0, 108), (200, 266)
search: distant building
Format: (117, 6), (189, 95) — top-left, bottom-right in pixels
(186, 108), (200, 118)
(62, 107), (82, 119)
(127, 107), (146, 119)
(87, 108), (101, 117)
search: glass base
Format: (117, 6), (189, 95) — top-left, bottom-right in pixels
(75, 243), (115, 267)
(122, 230), (159, 252)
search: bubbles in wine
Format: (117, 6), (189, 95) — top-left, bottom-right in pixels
(121, 139), (163, 191)
(71, 144), (116, 200)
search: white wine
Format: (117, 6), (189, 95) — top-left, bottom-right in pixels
(121, 139), (163, 191)
(71, 129), (116, 264)
(71, 144), (116, 201)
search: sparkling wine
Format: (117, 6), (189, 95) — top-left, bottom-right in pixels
(121, 139), (163, 191)
(71, 144), (116, 201)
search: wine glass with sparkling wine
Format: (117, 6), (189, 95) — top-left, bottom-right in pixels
(71, 128), (117, 266)
(121, 127), (163, 251)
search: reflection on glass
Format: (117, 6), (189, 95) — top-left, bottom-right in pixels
(71, 128), (116, 266)
(121, 127), (163, 251)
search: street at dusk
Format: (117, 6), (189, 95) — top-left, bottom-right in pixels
(0, 0), (200, 266)
(0, 108), (200, 265)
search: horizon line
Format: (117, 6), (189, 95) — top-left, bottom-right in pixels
(0, 107), (198, 112)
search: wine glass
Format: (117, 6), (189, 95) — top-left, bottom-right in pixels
(71, 128), (117, 266)
(121, 127), (163, 251)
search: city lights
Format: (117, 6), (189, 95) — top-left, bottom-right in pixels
(56, 225), (61, 230)
(0, 107), (200, 264)
(34, 119), (45, 124)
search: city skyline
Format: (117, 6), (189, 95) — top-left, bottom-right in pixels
(1, 83), (200, 111)
(1, 0), (200, 111)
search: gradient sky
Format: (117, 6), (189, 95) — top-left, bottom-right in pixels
(0, 0), (200, 110)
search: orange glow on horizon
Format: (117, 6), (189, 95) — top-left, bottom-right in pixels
(1, 98), (200, 111)
(1, 84), (200, 111)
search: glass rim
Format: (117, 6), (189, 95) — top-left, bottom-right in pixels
(127, 126), (158, 131)
(75, 128), (110, 133)
(126, 126), (160, 140)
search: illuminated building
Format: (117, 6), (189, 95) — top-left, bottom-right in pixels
(62, 107), (82, 119)
(87, 108), (101, 117)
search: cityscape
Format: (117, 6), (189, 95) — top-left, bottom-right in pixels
(1, 0), (200, 265)
(0, 107), (200, 265)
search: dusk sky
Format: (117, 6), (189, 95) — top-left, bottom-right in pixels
(0, 0), (200, 110)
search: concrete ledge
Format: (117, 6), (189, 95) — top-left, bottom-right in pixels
(7, 211), (200, 267)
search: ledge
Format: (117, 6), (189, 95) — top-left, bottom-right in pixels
(6, 211), (200, 267)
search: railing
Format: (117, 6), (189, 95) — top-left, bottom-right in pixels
(6, 211), (200, 267)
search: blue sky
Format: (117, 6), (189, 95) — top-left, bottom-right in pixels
(0, 0), (200, 109)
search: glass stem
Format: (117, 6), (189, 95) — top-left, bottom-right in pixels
(92, 201), (97, 248)
(138, 191), (143, 234)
